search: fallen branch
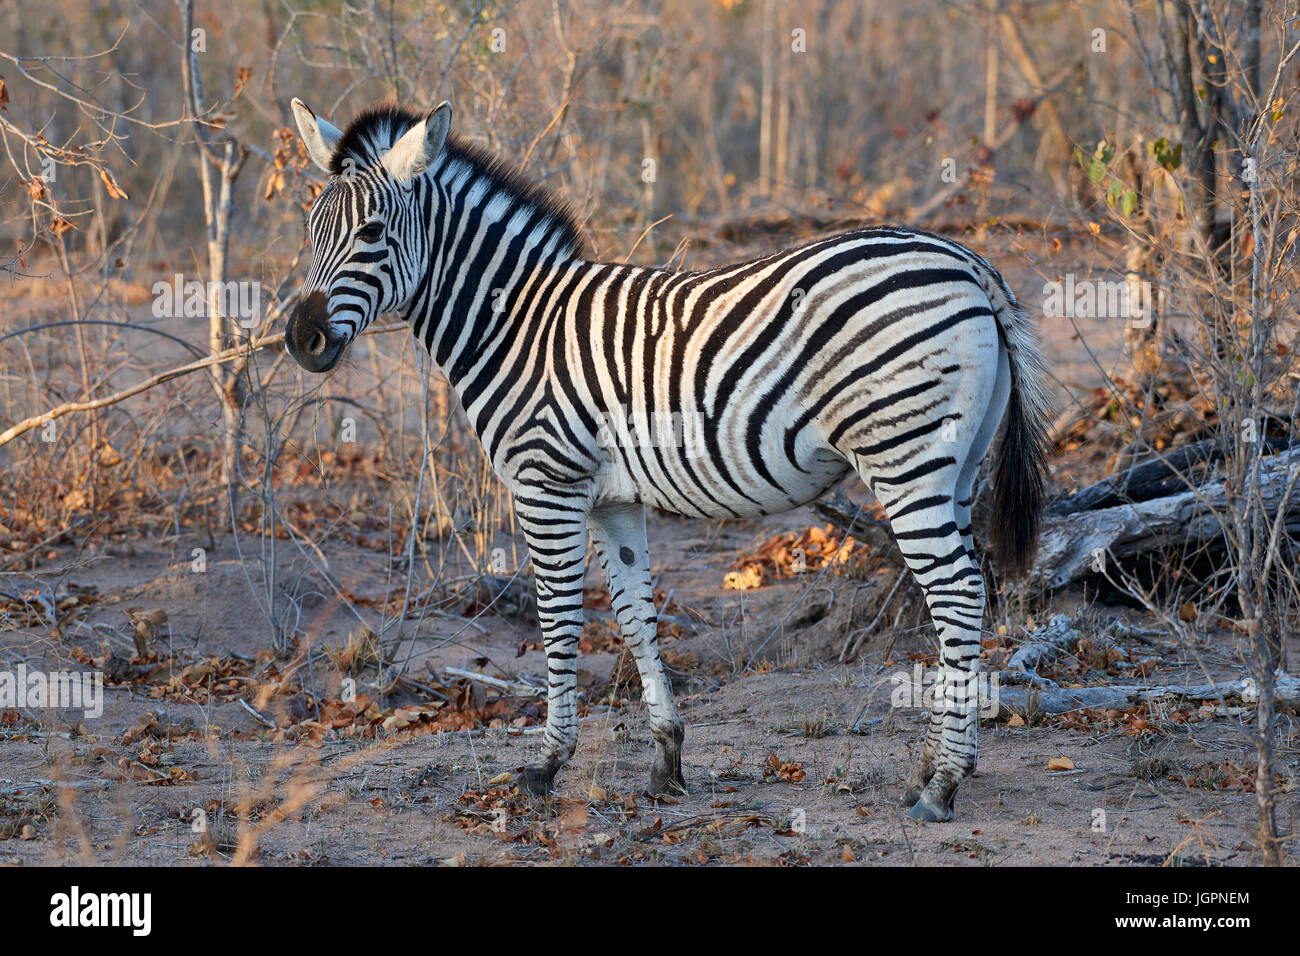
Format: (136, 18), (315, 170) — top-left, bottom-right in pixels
(816, 448), (1300, 595)
(999, 614), (1084, 688)
(238, 696), (276, 728)
(442, 666), (545, 698)
(996, 673), (1300, 717)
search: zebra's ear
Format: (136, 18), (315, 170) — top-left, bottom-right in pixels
(291, 98), (343, 174)
(381, 101), (452, 185)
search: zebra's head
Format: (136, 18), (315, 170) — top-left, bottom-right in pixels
(286, 98), (452, 373)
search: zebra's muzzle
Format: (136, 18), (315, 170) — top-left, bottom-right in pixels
(286, 291), (346, 373)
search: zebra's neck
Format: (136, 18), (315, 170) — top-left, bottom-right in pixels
(402, 148), (586, 399)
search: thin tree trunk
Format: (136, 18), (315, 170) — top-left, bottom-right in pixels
(996, 9), (1070, 199)
(758, 0), (774, 198)
(983, 0), (999, 148)
(179, 0), (248, 527)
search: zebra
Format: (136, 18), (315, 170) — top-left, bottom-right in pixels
(286, 97), (1051, 822)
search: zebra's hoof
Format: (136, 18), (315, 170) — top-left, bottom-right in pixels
(648, 725), (686, 797)
(907, 796), (954, 822)
(647, 766), (687, 798)
(899, 787), (923, 808)
(517, 764), (557, 796)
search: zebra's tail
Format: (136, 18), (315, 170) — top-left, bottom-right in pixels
(982, 275), (1052, 577)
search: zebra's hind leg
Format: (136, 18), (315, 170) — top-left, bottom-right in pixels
(899, 346), (1010, 809)
(880, 488), (987, 822)
(513, 491), (592, 796)
(587, 502), (686, 796)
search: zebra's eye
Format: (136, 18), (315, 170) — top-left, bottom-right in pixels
(356, 221), (385, 243)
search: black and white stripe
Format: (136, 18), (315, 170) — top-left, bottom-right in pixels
(286, 100), (1051, 821)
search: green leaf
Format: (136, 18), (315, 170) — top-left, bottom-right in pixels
(1149, 138), (1182, 172)
(1087, 159), (1107, 184)
(1119, 189), (1137, 217)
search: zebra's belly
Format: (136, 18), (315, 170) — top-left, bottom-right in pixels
(593, 429), (851, 519)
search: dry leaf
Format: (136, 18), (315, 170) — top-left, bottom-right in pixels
(233, 66), (252, 99)
(1047, 756), (1075, 772)
(263, 170), (286, 201)
(560, 803), (587, 831)
(98, 168), (128, 200)
(724, 524), (857, 591)
(1007, 713), (1026, 727)
(723, 565), (763, 591)
(127, 608), (166, 657)
(486, 771), (512, 785)
(129, 608), (168, 628)
(96, 442), (122, 467)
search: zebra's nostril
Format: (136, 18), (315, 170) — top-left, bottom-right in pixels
(309, 330), (327, 356)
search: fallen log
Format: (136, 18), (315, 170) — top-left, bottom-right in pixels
(1027, 447), (1300, 591)
(1047, 436), (1291, 516)
(1047, 439), (1218, 515)
(995, 673), (1300, 717)
(815, 450), (1300, 595)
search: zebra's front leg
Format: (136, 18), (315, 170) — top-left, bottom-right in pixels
(588, 503), (686, 795)
(514, 494), (591, 796)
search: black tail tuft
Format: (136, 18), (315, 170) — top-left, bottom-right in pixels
(990, 379), (1049, 577)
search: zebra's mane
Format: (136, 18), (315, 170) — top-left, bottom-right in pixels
(328, 103), (586, 257)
